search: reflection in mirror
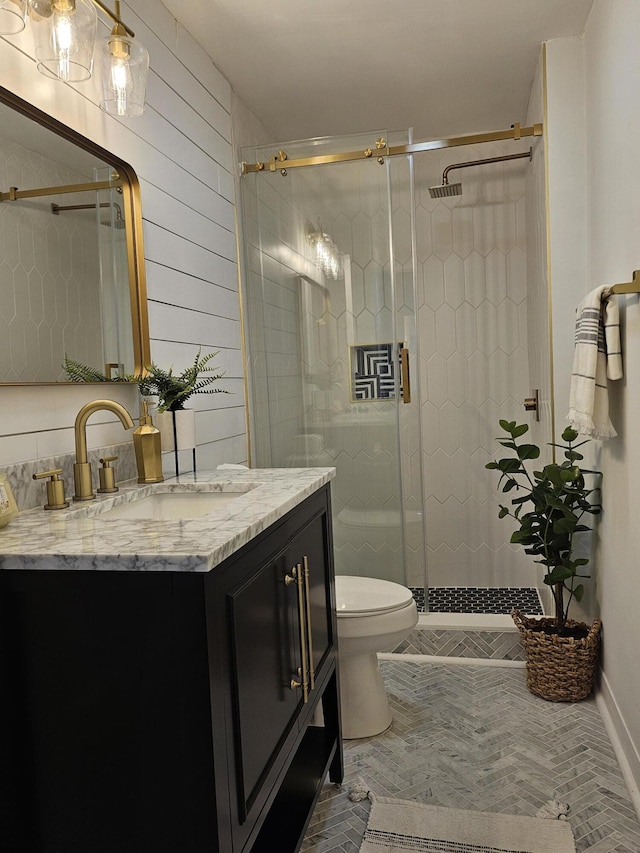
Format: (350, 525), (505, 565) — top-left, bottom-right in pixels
(0, 91), (149, 384)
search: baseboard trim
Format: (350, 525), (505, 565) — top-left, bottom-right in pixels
(596, 672), (640, 823)
(379, 652), (526, 669)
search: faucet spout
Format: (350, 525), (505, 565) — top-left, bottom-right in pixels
(73, 399), (134, 501)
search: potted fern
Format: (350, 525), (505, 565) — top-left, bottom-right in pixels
(138, 349), (228, 452)
(486, 419), (602, 701)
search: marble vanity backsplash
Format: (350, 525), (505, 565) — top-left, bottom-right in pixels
(1, 442), (137, 511)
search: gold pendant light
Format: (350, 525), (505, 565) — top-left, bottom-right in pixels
(2, 0), (148, 116)
(31, 0), (97, 82)
(97, 1), (148, 117)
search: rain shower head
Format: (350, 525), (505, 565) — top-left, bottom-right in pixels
(429, 181), (463, 199)
(428, 148), (532, 200)
(102, 203), (126, 230)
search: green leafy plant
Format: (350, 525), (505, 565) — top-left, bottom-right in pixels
(139, 349), (228, 412)
(486, 420), (602, 635)
(64, 350), (228, 413)
(63, 356), (128, 382)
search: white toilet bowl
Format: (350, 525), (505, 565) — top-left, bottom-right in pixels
(335, 575), (418, 739)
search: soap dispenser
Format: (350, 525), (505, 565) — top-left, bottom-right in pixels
(133, 402), (164, 484)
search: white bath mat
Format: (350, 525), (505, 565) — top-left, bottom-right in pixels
(359, 795), (576, 853)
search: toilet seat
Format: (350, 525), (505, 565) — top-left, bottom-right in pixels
(335, 575), (414, 617)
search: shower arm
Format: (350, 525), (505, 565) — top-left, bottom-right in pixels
(51, 202), (119, 215)
(441, 149), (532, 186)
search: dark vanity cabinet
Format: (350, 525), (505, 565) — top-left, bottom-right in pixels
(211, 484), (340, 853)
(0, 484), (342, 853)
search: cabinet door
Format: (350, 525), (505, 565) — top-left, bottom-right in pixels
(226, 543), (303, 825)
(218, 486), (337, 851)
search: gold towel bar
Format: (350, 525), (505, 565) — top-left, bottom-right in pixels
(610, 270), (640, 294)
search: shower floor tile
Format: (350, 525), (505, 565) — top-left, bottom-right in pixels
(410, 586), (543, 615)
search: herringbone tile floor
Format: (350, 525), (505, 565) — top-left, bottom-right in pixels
(302, 660), (640, 852)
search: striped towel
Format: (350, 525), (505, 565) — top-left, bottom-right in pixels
(566, 285), (623, 438)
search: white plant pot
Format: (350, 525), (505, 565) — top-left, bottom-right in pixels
(157, 409), (196, 452)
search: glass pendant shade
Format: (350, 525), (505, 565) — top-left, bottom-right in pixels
(32, 0), (97, 82)
(98, 30), (148, 117)
(0, 0), (27, 34)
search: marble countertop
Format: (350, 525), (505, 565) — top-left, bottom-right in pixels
(0, 468), (335, 573)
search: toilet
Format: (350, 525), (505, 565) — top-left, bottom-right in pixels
(335, 575), (418, 739)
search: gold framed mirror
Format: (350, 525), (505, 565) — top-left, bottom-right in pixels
(0, 86), (150, 384)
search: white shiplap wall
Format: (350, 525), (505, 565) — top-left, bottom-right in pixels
(0, 0), (246, 474)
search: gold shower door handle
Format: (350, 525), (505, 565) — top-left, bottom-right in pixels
(400, 346), (411, 404)
(285, 565), (310, 702)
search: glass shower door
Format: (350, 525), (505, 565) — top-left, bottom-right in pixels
(240, 131), (422, 587)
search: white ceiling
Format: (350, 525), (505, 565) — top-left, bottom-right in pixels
(163, 0), (594, 145)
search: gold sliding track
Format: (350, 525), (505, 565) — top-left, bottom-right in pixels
(242, 122), (543, 175)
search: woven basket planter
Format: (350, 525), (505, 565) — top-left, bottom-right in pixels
(512, 610), (602, 702)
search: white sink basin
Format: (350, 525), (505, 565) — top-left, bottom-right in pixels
(99, 490), (246, 521)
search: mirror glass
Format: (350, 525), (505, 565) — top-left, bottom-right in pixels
(0, 93), (149, 383)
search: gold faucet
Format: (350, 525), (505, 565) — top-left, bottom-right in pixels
(73, 400), (134, 501)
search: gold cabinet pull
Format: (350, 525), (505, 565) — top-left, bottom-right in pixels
(400, 346), (411, 404)
(302, 556), (315, 690)
(285, 565), (309, 703)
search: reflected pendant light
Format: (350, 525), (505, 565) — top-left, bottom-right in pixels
(32, 0), (97, 82)
(97, 3), (148, 118)
(308, 226), (343, 280)
(0, 0), (27, 35)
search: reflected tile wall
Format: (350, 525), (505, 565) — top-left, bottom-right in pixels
(0, 135), (102, 382)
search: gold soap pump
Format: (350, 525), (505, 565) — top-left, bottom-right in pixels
(133, 401), (164, 484)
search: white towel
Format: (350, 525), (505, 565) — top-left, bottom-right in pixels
(566, 285), (623, 439)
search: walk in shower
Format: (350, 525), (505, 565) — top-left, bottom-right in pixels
(239, 124), (549, 614)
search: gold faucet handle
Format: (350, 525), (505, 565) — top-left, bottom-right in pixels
(33, 467), (63, 480)
(98, 456), (119, 494)
(32, 468), (69, 511)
